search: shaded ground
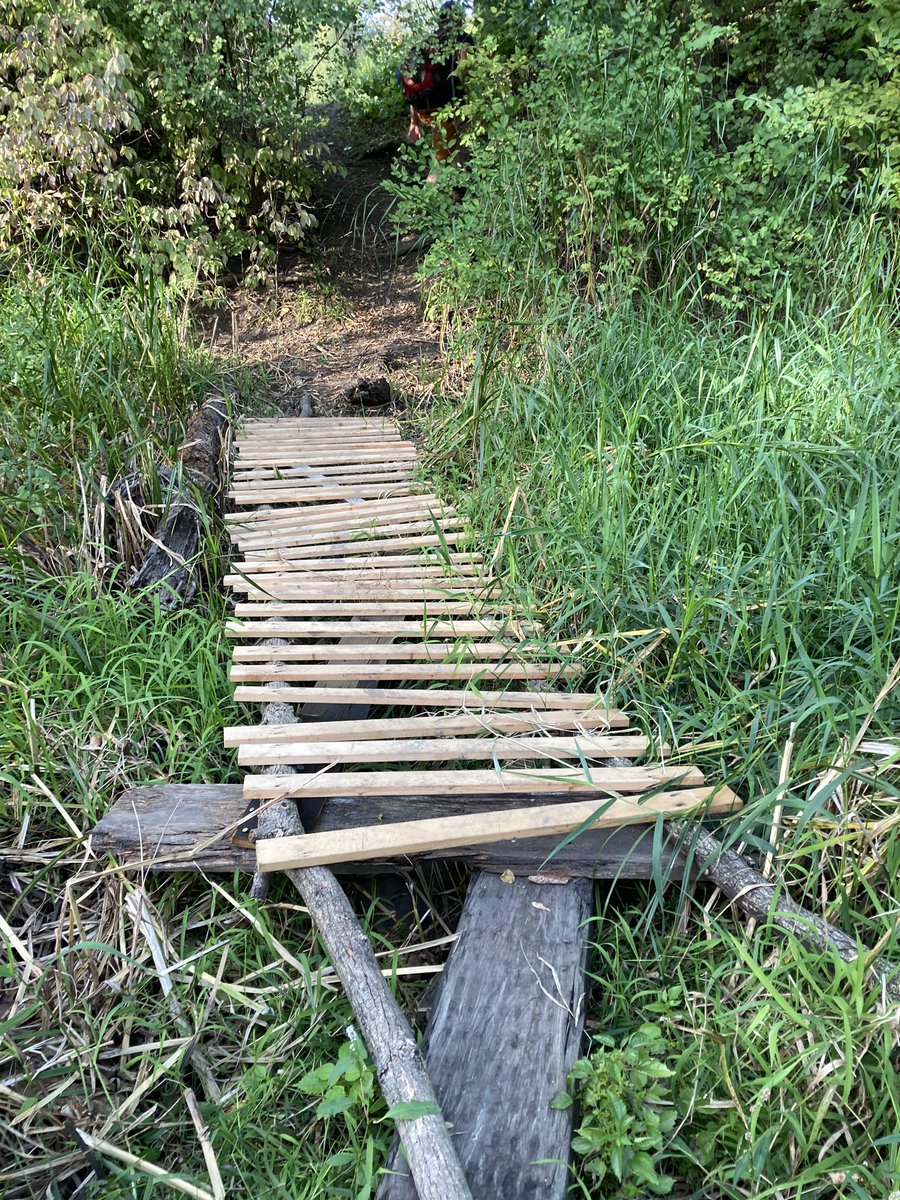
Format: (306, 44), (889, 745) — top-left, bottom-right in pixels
(208, 112), (442, 419)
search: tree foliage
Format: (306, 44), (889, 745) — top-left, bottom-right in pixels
(0, 0), (356, 277)
(390, 0), (899, 311)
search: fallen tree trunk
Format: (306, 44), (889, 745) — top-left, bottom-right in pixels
(254, 643), (472, 1200)
(668, 820), (900, 1004)
(118, 387), (231, 609)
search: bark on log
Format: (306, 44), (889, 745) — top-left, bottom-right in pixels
(255, 647), (472, 1200)
(125, 388), (230, 608)
(669, 821), (900, 1004)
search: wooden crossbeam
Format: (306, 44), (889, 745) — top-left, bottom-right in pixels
(254, 786), (740, 872)
(228, 484), (421, 506)
(229, 559), (482, 576)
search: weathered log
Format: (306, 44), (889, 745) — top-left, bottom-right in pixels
(669, 821), (900, 1004)
(124, 388), (230, 608)
(254, 638), (473, 1200)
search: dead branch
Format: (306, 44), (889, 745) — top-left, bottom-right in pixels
(668, 821), (900, 1004)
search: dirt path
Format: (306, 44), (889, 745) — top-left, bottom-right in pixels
(210, 123), (441, 419)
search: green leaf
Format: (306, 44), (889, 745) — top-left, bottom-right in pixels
(383, 1100), (442, 1121)
(549, 1090), (573, 1111)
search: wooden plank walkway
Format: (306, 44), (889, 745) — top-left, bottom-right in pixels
(92, 413), (741, 1200)
(223, 416), (738, 871)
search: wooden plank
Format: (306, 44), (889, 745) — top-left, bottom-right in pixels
(234, 448), (417, 466)
(255, 786), (738, 871)
(375, 872), (593, 1200)
(238, 531), (471, 556)
(228, 485), (420, 506)
(224, 708), (628, 747)
(232, 602), (495, 616)
(231, 471), (415, 490)
(232, 554), (481, 573)
(234, 521), (467, 551)
(244, 764), (707, 801)
(225, 619), (517, 638)
(231, 642), (528, 662)
(230, 560), (482, 577)
(90, 785), (695, 878)
(230, 663), (578, 683)
(234, 463), (415, 477)
(225, 494), (451, 522)
(234, 685), (601, 708)
(225, 582), (499, 599)
(226, 586), (497, 602)
(237, 733), (654, 766)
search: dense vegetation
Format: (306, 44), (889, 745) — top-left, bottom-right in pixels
(1, 0), (899, 1196)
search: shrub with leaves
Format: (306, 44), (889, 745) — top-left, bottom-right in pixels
(0, 0), (358, 279)
(565, 1024), (677, 1197)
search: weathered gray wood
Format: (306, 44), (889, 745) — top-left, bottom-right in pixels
(120, 389), (230, 608)
(255, 638), (473, 1200)
(90, 784), (689, 878)
(377, 871), (593, 1200)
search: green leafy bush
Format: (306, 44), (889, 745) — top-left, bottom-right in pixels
(1, 0), (358, 279)
(389, 0), (898, 312)
(566, 1024), (677, 1196)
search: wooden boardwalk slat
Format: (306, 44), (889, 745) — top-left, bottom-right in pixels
(229, 663), (578, 683)
(243, 764), (706, 801)
(225, 618), (518, 638)
(255, 786), (737, 870)
(223, 708), (628, 747)
(237, 732), (654, 766)
(233, 684), (607, 708)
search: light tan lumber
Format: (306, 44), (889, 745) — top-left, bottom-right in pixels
(235, 551), (480, 569)
(238, 530), (471, 556)
(224, 708), (627, 747)
(237, 433), (403, 446)
(244, 763), (705, 801)
(234, 685), (601, 708)
(225, 619), (515, 638)
(231, 471), (414, 490)
(230, 559), (481, 576)
(234, 521), (466, 552)
(231, 642), (535, 662)
(238, 733), (654, 766)
(225, 583), (500, 599)
(226, 503), (448, 530)
(234, 464), (413, 481)
(232, 602), (491, 616)
(228, 485), (420, 506)
(235, 447), (417, 466)
(230, 662), (577, 683)
(225, 494), (450, 521)
(256, 786), (741, 871)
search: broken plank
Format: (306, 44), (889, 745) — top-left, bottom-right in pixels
(244, 764), (708, 801)
(237, 733), (653, 766)
(224, 708), (628, 747)
(255, 786), (738, 871)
